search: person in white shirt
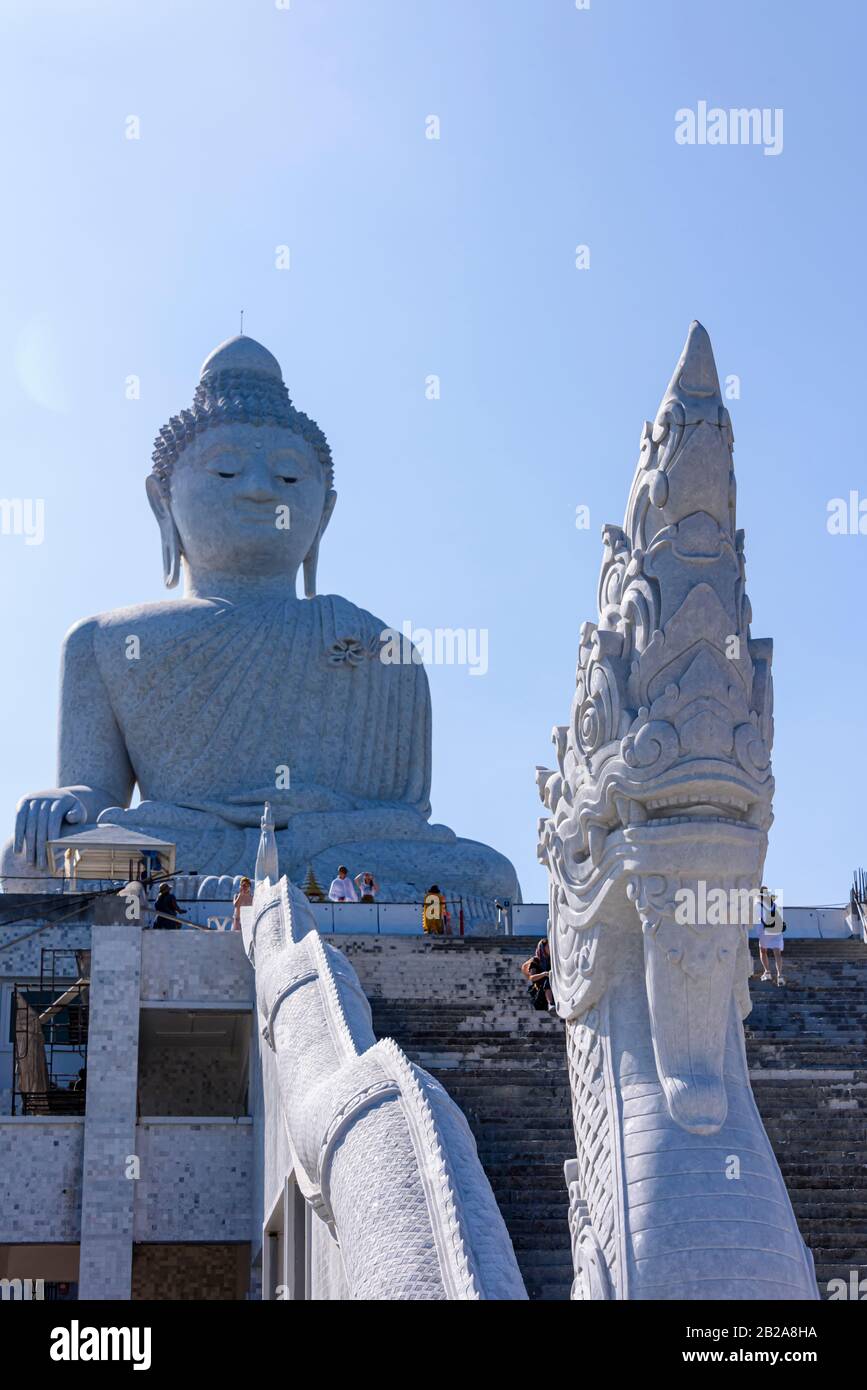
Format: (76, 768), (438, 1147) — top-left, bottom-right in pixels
(354, 871), (379, 903)
(757, 885), (786, 986)
(329, 865), (358, 903)
(118, 871), (150, 925)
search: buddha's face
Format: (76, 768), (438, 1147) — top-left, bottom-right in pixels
(163, 422), (329, 579)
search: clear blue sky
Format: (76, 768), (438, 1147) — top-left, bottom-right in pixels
(0, 0), (863, 905)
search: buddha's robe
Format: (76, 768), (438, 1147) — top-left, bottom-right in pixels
(51, 594), (518, 899)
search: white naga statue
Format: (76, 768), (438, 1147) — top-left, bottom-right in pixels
(244, 873), (526, 1299)
(2, 335), (517, 909)
(537, 323), (818, 1300)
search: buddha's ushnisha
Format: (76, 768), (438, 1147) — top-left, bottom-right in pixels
(3, 336), (518, 915)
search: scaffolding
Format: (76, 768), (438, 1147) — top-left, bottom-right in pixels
(11, 948), (90, 1116)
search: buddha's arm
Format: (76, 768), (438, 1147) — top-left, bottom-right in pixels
(387, 654), (433, 814)
(58, 617), (135, 808)
(14, 618), (135, 866)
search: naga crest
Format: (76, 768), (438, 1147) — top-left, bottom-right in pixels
(537, 322), (774, 1135)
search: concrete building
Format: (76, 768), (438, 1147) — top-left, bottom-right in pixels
(0, 907), (255, 1299)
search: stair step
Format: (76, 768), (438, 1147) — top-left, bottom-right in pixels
(354, 936), (867, 1300)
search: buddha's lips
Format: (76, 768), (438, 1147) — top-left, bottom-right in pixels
(234, 503), (285, 523)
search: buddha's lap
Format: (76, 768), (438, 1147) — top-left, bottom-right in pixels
(0, 817), (517, 898)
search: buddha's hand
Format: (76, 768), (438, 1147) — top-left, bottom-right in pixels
(14, 790), (87, 869)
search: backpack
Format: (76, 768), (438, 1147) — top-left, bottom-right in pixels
(761, 901), (786, 934)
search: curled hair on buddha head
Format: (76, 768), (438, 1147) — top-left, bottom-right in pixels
(147, 335), (336, 596)
(150, 334), (334, 496)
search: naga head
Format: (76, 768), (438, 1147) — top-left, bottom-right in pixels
(538, 322), (773, 1134)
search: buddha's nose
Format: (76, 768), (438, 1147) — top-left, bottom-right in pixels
(239, 456), (279, 501)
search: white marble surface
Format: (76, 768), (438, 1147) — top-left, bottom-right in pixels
(538, 323), (819, 1300)
(245, 874), (527, 1299)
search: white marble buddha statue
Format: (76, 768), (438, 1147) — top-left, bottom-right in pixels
(1, 336), (519, 913)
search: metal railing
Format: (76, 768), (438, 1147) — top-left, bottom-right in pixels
(211, 898), (468, 936)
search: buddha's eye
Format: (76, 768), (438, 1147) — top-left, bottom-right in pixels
(277, 475), (297, 485)
(217, 471), (237, 479)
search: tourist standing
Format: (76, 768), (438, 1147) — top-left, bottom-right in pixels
(354, 871), (379, 903)
(758, 886), (786, 986)
(329, 866), (358, 903)
(232, 876), (253, 931)
(153, 882), (186, 930)
(423, 885), (450, 936)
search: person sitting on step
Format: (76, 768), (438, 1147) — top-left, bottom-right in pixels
(521, 937), (557, 1015)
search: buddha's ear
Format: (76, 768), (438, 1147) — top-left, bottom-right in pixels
(303, 488), (337, 599)
(146, 475), (182, 589)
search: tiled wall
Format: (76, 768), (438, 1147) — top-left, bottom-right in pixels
(0, 923), (92, 981)
(0, 1118), (84, 1241)
(131, 1241), (250, 1299)
(132, 1119), (254, 1242)
(140, 933), (253, 1004)
(2, 928), (256, 1297)
(77, 925), (142, 1299)
(138, 1045), (247, 1117)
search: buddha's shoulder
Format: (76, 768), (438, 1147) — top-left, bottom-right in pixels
(62, 595), (398, 657)
(62, 599), (217, 651)
(311, 592), (391, 639)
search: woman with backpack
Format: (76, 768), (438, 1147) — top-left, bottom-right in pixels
(758, 885), (786, 986)
(521, 937), (556, 1015)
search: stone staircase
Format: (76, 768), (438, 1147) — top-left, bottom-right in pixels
(745, 939), (867, 1298)
(339, 933), (867, 1301)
